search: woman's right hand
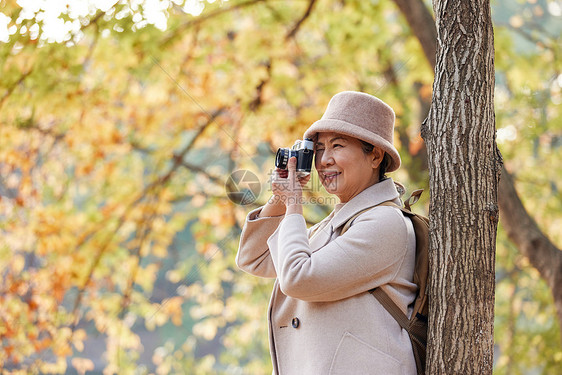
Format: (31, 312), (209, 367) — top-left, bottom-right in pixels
(259, 160), (311, 217)
(271, 157), (311, 211)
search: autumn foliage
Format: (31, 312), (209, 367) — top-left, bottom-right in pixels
(0, 0), (560, 373)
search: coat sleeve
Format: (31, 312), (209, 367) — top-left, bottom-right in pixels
(236, 207), (285, 279)
(268, 206), (411, 302)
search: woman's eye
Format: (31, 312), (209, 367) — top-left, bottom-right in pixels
(333, 144), (342, 148)
(316, 148), (325, 153)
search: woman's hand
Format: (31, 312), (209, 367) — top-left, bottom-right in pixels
(258, 157), (310, 217)
(271, 157), (310, 215)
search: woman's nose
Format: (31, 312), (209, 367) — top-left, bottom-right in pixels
(319, 150), (334, 167)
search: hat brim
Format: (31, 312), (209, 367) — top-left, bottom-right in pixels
(304, 118), (401, 172)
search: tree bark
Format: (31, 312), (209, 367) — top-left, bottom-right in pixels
(392, 0), (562, 342)
(421, 1), (501, 373)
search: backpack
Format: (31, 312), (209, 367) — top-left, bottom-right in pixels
(340, 189), (429, 375)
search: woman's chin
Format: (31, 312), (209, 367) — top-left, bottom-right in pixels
(323, 184), (338, 194)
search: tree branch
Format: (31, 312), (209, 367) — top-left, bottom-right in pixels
(180, 160), (225, 186)
(500, 22), (558, 53)
(248, 59), (272, 111)
(285, 0), (317, 41)
(158, 107), (226, 187)
(498, 165), (562, 332)
(391, 0), (437, 70)
(71, 221), (123, 329)
(0, 70), (32, 111)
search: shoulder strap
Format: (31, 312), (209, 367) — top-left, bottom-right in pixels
(339, 199), (419, 329)
(340, 200), (413, 322)
(340, 200), (401, 235)
(340, 206), (376, 235)
(370, 287), (410, 329)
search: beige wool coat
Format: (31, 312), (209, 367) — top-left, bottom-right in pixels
(236, 178), (418, 375)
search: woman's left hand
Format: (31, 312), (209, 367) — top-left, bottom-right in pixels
(271, 157), (310, 215)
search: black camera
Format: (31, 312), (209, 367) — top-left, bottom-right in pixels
(275, 138), (315, 177)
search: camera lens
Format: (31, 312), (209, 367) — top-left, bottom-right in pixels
(275, 148), (290, 169)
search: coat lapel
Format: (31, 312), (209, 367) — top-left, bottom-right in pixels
(308, 214), (334, 251)
(330, 179), (401, 232)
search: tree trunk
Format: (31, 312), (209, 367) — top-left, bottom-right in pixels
(392, 0), (562, 343)
(421, 1), (501, 373)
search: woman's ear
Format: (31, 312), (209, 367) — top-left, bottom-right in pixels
(371, 148), (384, 169)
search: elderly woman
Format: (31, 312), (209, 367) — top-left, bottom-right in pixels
(236, 91), (417, 374)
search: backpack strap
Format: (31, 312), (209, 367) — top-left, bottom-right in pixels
(367, 201), (413, 326)
(339, 200), (402, 235)
(338, 200), (415, 327)
(369, 287), (410, 330)
(340, 206), (378, 235)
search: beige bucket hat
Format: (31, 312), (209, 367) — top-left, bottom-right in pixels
(304, 91), (401, 172)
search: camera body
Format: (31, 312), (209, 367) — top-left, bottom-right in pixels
(275, 138), (314, 177)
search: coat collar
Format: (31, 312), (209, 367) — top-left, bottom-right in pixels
(330, 178), (401, 230)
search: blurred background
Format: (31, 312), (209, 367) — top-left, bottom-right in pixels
(0, 0), (560, 373)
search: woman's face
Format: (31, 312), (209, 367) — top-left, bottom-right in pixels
(315, 132), (383, 203)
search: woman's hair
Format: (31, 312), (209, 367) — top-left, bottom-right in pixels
(359, 140), (392, 181)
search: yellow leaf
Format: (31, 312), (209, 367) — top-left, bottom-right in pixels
(71, 358), (94, 375)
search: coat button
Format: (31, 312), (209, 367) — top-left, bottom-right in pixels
(291, 318), (300, 329)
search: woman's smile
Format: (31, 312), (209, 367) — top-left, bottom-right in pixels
(321, 171), (341, 185)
